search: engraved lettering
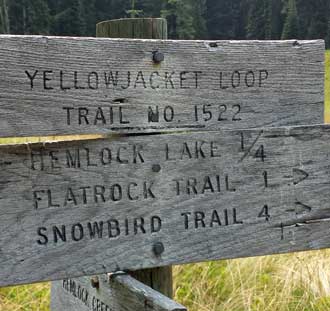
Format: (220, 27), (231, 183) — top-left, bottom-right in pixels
(108, 219), (120, 238)
(53, 225), (66, 243)
(34, 190), (44, 209)
(37, 227), (48, 245)
(134, 71), (147, 88)
(74, 71), (86, 89)
(165, 72), (175, 89)
(245, 71), (255, 87)
(121, 71), (131, 89)
(71, 223), (84, 241)
(60, 71), (71, 90)
(182, 209), (243, 230)
(66, 149), (80, 168)
(38, 216), (163, 244)
(150, 71), (160, 89)
(148, 106), (159, 123)
(151, 216), (162, 233)
(63, 107), (74, 125)
(79, 108), (89, 125)
(231, 71), (240, 88)
(104, 71), (119, 88)
(88, 72), (99, 89)
(43, 70), (53, 90)
(180, 71), (189, 89)
(25, 70), (38, 89)
(94, 107), (106, 125)
(88, 221), (104, 239)
(259, 70), (269, 86)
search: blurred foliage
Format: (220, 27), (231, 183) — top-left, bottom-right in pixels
(0, 0), (329, 45)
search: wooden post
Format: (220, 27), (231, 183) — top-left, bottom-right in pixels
(96, 17), (172, 299)
(96, 18), (167, 39)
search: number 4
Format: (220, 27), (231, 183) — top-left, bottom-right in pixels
(255, 145), (266, 162)
(258, 205), (270, 221)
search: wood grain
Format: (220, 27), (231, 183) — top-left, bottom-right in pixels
(129, 267), (173, 298)
(97, 16), (174, 299)
(1, 124), (330, 286)
(96, 18), (168, 39)
(51, 273), (186, 311)
(0, 36), (324, 137)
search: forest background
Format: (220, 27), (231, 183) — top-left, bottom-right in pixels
(0, 0), (329, 46)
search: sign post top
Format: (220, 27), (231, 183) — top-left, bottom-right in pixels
(96, 18), (168, 39)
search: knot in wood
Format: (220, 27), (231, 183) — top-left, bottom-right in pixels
(90, 276), (100, 289)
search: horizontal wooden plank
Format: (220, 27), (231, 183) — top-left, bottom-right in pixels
(0, 36), (324, 137)
(2, 124), (330, 286)
(51, 273), (186, 311)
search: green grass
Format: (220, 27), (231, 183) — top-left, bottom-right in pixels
(174, 251), (330, 311)
(1, 52), (330, 311)
(0, 283), (50, 310)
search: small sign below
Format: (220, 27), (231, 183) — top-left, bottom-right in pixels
(51, 273), (186, 311)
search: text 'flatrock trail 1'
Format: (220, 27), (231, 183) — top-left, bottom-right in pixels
(0, 36), (324, 137)
(1, 124), (330, 286)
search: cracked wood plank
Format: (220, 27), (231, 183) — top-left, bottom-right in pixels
(0, 36), (324, 137)
(1, 124), (330, 286)
(51, 273), (186, 311)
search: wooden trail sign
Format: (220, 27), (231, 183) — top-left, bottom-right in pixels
(2, 124), (330, 286)
(51, 273), (186, 311)
(0, 36), (324, 137)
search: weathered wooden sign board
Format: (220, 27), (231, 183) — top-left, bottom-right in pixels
(51, 273), (186, 311)
(0, 36), (324, 137)
(1, 124), (330, 286)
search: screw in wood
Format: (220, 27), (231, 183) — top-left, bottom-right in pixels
(152, 242), (165, 256)
(152, 164), (161, 173)
(152, 51), (164, 63)
(90, 276), (100, 289)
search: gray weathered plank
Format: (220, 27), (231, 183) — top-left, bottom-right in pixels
(0, 36), (324, 137)
(2, 124), (330, 286)
(51, 273), (186, 311)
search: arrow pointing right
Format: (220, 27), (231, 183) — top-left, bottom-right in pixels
(295, 201), (312, 214)
(293, 168), (309, 185)
(285, 201), (312, 215)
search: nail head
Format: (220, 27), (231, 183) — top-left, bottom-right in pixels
(152, 164), (161, 173)
(153, 242), (165, 256)
(153, 51), (164, 63)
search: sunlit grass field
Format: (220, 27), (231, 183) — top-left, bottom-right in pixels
(1, 52), (330, 311)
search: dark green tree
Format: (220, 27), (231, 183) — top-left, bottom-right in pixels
(281, 0), (299, 39)
(26, 0), (50, 34)
(9, 0), (49, 34)
(0, 0), (9, 33)
(80, 0), (96, 36)
(270, 0), (283, 39)
(51, 0), (83, 36)
(206, 0), (240, 39)
(246, 0), (267, 39)
(94, 0), (130, 23)
(127, 0), (143, 18)
(192, 0), (206, 39)
(326, 19), (330, 48)
(140, 0), (166, 17)
(161, 0), (196, 39)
